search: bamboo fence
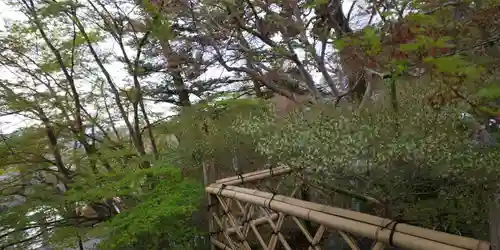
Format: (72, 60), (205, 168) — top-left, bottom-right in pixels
(204, 166), (491, 250)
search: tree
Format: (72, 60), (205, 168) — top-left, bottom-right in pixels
(0, 0), (202, 248)
(2, 0), (500, 248)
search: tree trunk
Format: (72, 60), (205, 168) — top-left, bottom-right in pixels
(77, 234), (84, 250)
(326, 1), (369, 102)
(490, 190), (500, 250)
(159, 40), (192, 106)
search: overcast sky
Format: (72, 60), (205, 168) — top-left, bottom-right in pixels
(0, 1), (181, 133)
(0, 0), (363, 134)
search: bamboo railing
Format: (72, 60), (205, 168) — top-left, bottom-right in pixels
(204, 166), (490, 250)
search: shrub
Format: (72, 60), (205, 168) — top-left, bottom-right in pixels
(234, 82), (500, 239)
(60, 163), (205, 250)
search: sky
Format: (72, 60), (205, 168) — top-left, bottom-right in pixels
(0, 2), (27, 132)
(0, 1), (178, 133)
(0, 0), (363, 134)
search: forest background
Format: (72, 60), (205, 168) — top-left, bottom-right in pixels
(1, 0), (500, 249)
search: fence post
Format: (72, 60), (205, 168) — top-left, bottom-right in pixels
(203, 161), (216, 250)
(490, 191), (500, 250)
(300, 173), (313, 232)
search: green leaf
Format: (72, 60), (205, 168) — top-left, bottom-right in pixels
(407, 13), (437, 26)
(434, 36), (454, 48)
(40, 61), (61, 73)
(39, 1), (69, 17)
(477, 84), (500, 99)
(380, 10), (397, 18)
(425, 55), (467, 74)
(334, 39), (347, 50)
(304, 0), (329, 8)
(272, 46), (288, 55)
(362, 26), (377, 39)
(400, 42), (421, 52)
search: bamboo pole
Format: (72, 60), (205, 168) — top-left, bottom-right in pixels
(218, 166), (381, 205)
(209, 184), (490, 250)
(206, 184), (490, 250)
(203, 162), (217, 250)
(299, 173), (313, 232)
(372, 242), (386, 250)
(310, 225), (326, 250)
(226, 213), (279, 234)
(213, 195), (252, 250)
(211, 238), (232, 250)
(216, 165), (289, 184)
(216, 166), (293, 186)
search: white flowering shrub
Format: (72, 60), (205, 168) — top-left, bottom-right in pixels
(234, 82), (500, 238)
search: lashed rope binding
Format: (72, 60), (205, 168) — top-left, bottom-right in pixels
(205, 166), (490, 250)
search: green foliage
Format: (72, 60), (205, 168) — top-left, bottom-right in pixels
(476, 82), (500, 117)
(142, 0), (175, 41)
(0, 124), (205, 249)
(361, 26), (381, 56)
(234, 82), (500, 239)
(60, 31), (104, 49)
(399, 42), (421, 52)
(424, 55), (482, 76)
(333, 38), (348, 51)
(406, 12), (437, 26)
(155, 98), (272, 173)
(303, 0), (328, 9)
(89, 166), (204, 250)
(2, 0), (500, 248)
(38, 1), (80, 17)
(477, 84), (500, 100)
